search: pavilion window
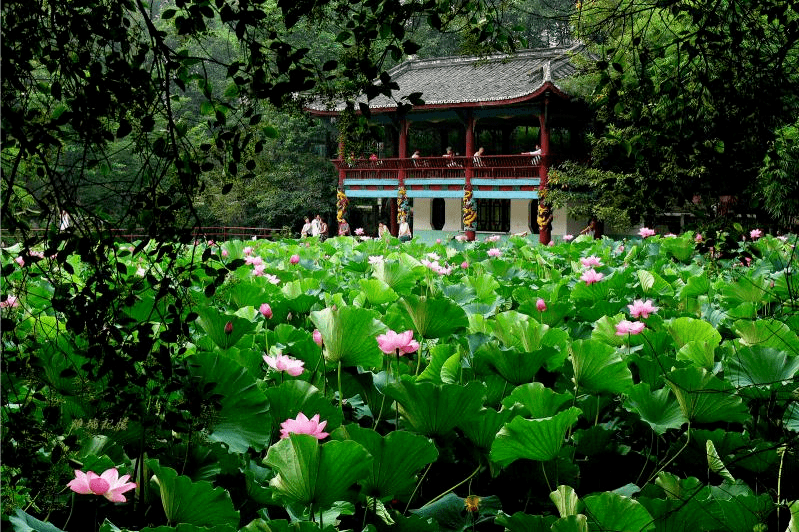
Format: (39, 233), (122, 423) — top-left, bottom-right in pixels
(476, 199), (510, 233)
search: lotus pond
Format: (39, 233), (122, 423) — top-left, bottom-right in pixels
(2, 230), (798, 532)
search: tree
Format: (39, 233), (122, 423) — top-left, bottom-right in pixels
(551, 0), (799, 233)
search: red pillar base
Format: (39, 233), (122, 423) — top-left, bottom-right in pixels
(466, 230), (476, 242)
(539, 228), (551, 245)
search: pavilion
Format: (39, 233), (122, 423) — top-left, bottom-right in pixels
(305, 44), (591, 243)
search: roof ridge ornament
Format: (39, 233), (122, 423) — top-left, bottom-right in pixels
(543, 61), (552, 83)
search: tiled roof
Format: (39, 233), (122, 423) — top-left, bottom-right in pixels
(308, 44), (585, 113)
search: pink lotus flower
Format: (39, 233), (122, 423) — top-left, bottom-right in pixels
(580, 255), (602, 268)
(639, 227), (656, 238)
(14, 256), (24, 267)
(563, 234), (574, 242)
(313, 329), (323, 347)
(485, 235), (501, 242)
(245, 255), (263, 266)
(67, 468), (136, 503)
(580, 269), (604, 285)
(628, 299), (658, 319)
(355, 227), (365, 236)
(222, 249), (229, 257)
(264, 352), (304, 376)
(252, 264), (266, 277)
(548, 241), (555, 247)
(368, 255), (384, 264)
(750, 228), (762, 240)
(426, 252), (440, 261)
(536, 298), (547, 312)
(376, 329), (420, 355)
(265, 273), (280, 285)
(616, 320), (645, 335)
(1, 295), (20, 308)
(694, 233), (703, 243)
(455, 235), (468, 242)
(280, 413), (328, 440)
(436, 238), (442, 244)
(461, 261), (469, 269)
(224, 321), (233, 335)
(290, 254), (300, 264)
(243, 246), (254, 256)
(259, 303), (273, 319)
(487, 248), (502, 257)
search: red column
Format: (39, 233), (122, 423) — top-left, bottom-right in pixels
(538, 98), (552, 245)
(464, 113), (476, 241)
(337, 140), (346, 189)
(392, 119), (409, 237)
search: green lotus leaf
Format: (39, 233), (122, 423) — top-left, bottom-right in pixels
(666, 367), (751, 424)
(785, 403), (799, 432)
(331, 424), (438, 500)
(550, 514), (589, 532)
(458, 406), (514, 451)
(660, 234), (696, 263)
(569, 278), (610, 304)
(265, 380), (343, 441)
(676, 340), (717, 370)
(371, 255), (423, 293)
(495, 511), (556, 532)
(229, 279), (266, 309)
(570, 339), (633, 395)
(148, 459), (239, 528)
(310, 306), (386, 367)
(502, 382), (573, 419)
(463, 273), (501, 304)
(582, 491), (654, 532)
(550, 485), (581, 517)
(720, 275), (771, 307)
(187, 352), (271, 453)
(623, 383), (687, 435)
(411, 492), (502, 531)
(141, 524), (234, 532)
(637, 269), (675, 296)
(358, 278), (399, 306)
(10, 509), (65, 532)
(490, 407), (582, 466)
(281, 278), (323, 313)
(417, 343), (457, 384)
(195, 306), (256, 350)
(400, 294), (468, 339)
(474, 342), (556, 385)
(669, 317), (721, 350)
(724, 345), (799, 397)
(678, 272), (710, 299)
(270, 323), (324, 373)
(707, 440), (735, 482)
(384, 378), (485, 436)
(576, 301), (627, 323)
(239, 519), (332, 532)
(491, 311), (569, 353)
(264, 434), (372, 510)
(442, 282), (478, 306)
(733, 318), (799, 353)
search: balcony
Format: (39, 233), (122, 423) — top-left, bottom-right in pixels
(334, 155), (543, 199)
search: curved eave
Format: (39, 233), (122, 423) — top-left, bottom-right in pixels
(305, 81), (570, 117)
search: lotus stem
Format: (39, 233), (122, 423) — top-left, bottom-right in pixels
(404, 462), (434, 515)
(422, 461), (482, 508)
(338, 360), (344, 419)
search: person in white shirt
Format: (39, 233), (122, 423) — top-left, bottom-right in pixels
(300, 216), (312, 237)
(310, 215), (321, 237)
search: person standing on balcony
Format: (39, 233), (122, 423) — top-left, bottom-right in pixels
(473, 146), (485, 167)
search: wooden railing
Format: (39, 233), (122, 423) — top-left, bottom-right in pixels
(12, 226), (285, 244)
(334, 154), (543, 181)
